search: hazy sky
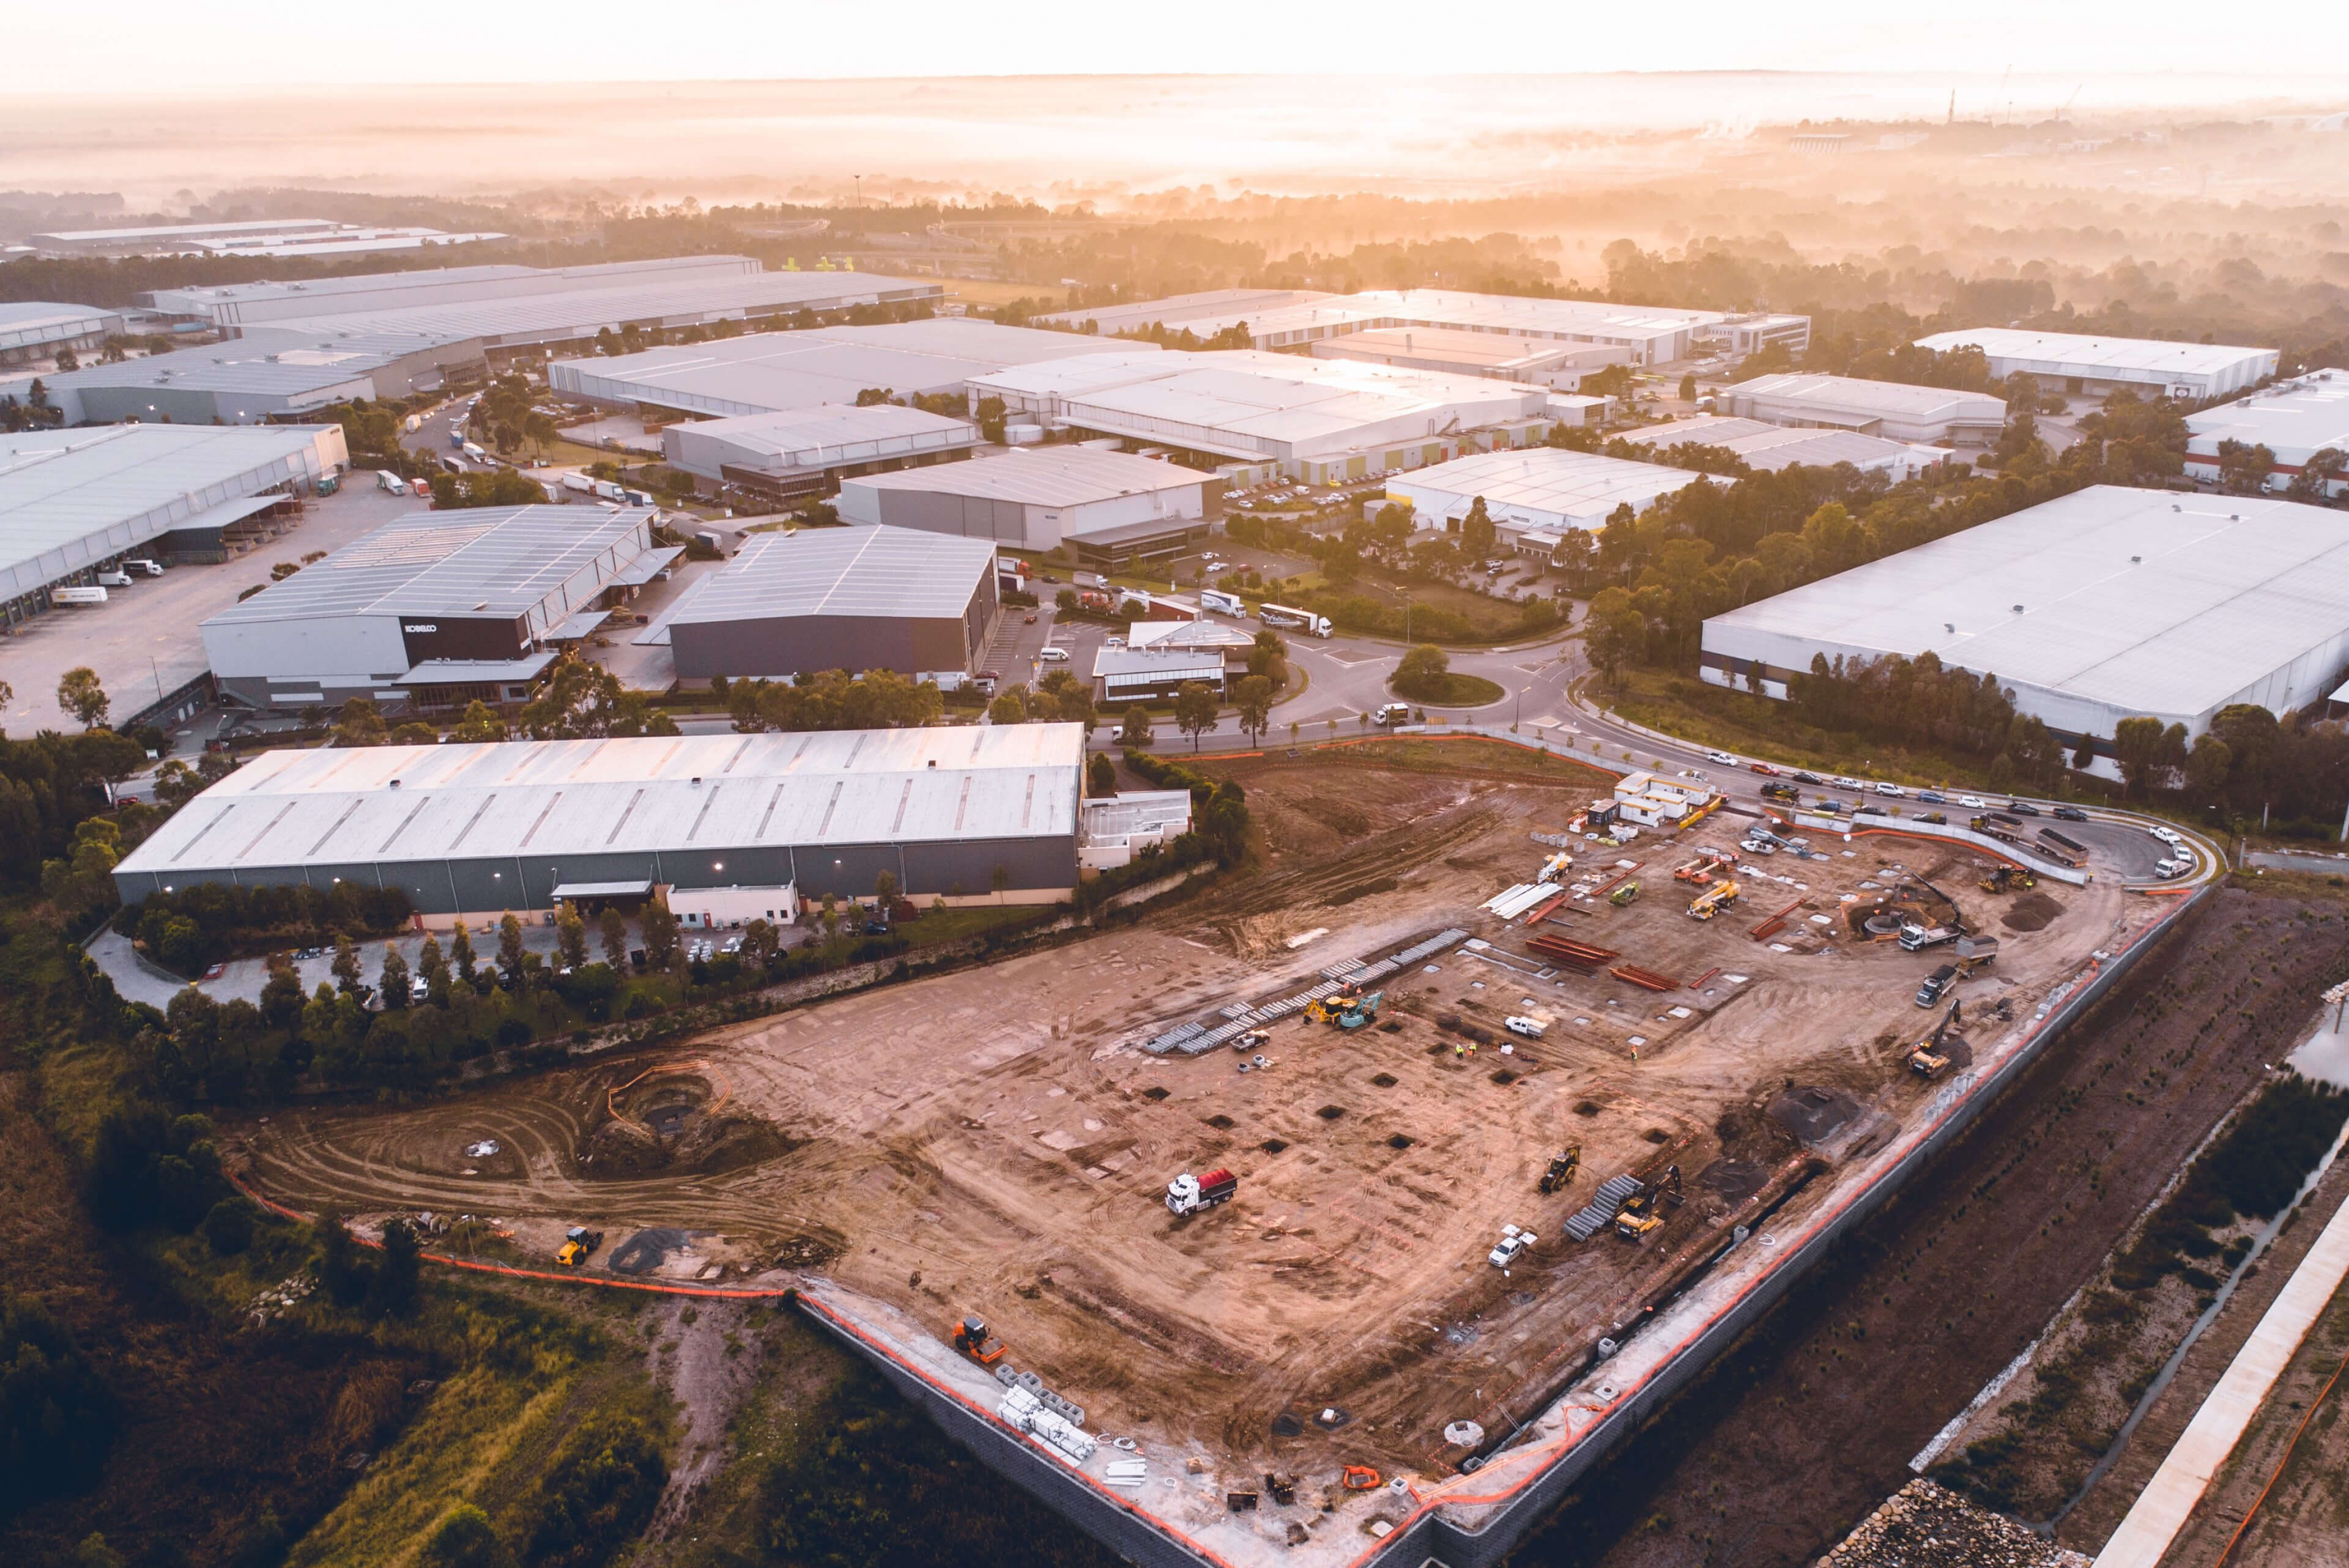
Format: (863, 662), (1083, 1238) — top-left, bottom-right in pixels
(16, 0), (2349, 90)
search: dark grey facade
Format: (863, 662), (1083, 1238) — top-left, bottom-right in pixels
(668, 576), (995, 682)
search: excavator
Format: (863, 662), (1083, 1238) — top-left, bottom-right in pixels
(1304, 980), (1361, 1025)
(1539, 1144), (1582, 1195)
(952, 1316), (1006, 1366)
(1614, 1164), (1684, 1240)
(1980, 864), (2036, 895)
(1687, 879), (1741, 921)
(1909, 999), (1964, 1081)
(1335, 991), (1384, 1031)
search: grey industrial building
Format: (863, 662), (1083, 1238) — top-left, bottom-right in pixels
(200, 505), (674, 712)
(0, 301), (127, 366)
(0, 423), (349, 622)
(40, 326), (485, 426)
(144, 256), (767, 330)
(1911, 328), (2279, 403)
(1716, 372), (2008, 446)
(661, 404), (978, 503)
(1700, 485), (2349, 773)
(551, 320), (1145, 418)
(837, 445), (1208, 568)
(109, 724), (1088, 917)
(650, 524), (998, 685)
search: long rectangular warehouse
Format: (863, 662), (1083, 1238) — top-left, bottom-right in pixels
(1614, 416), (1952, 480)
(2184, 368), (2349, 497)
(837, 445), (1207, 562)
(661, 404), (978, 497)
(40, 327), (484, 426)
(553, 320), (1145, 418)
(1699, 484), (2349, 762)
(1717, 372), (2008, 445)
(144, 256), (755, 327)
(1382, 446), (1699, 546)
(110, 724), (1086, 916)
(0, 301), (127, 365)
(201, 505), (669, 712)
(1, 423), (348, 616)
(1911, 327), (2278, 402)
(653, 523), (998, 684)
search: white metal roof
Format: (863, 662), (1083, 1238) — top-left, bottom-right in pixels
(1310, 327), (1614, 374)
(1912, 327), (2276, 382)
(202, 506), (656, 624)
(114, 724), (1086, 881)
(555, 320), (1140, 416)
(2186, 369), (2349, 465)
(1040, 289), (1332, 335)
(1050, 288), (1732, 350)
(1726, 371), (2007, 423)
(0, 424), (345, 599)
(663, 524), (994, 627)
(844, 445), (1205, 507)
(0, 301), (122, 352)
(1617, 417), (1944, 474)
(663, 404), (976, 473)
(1704, 485), (2349, 724)
(1386, 446), (1698, 528)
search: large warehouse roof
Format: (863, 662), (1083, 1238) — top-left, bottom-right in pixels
(2186, 369), (2349, 465)
(114, 725), (1086, 882)
(146, 256), (754, 326)
(662, 403), (976, 479)
(1724, 371), (2006, 424)
(0, 423), (347, 600)
(1703, 486), (2349, 728)
(971, 349), (1548, 462)
(1615, 416), (1948, 477)
(1912, 327), (2277, 386)
(0, 301), (124, 354)
(844, 445), (1204, 507)
(1039, 289), (1330, 336)
(204, 505), (656, 626)
(660, 524), (996, 631)
(1386, 446), (1698, 528)
(553, 320), (1145, 417)
(1045, 288), (1740, 352)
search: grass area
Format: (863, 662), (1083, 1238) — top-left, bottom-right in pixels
(1391, 671), (1506, 707)
(895, 902), (1054, 944)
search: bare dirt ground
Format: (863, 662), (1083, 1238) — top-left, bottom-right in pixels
(232, 752), (2150, 1487)
(1501, 888), (2349, 1568)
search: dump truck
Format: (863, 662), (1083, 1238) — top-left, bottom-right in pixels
(952, 1315), (1006, 1366)
(1538, 1144), (1582, 1194)
(1909, 1000), (1964, 1081)
(1915, 964), (1958, 1008)
(1166, 1168), (1238, 1216)
(1614, 1165), (1683, 1240)
(1687, 879), (1741, 920)
(1954, 935), (2000, 975)
(1609, 879), (1641, 908)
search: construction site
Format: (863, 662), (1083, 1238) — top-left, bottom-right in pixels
(229, 739), (2190, 1568)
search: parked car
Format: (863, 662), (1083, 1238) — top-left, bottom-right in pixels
(1039, 646), (1071, 662)
(1488, 1226), (1538, 1268)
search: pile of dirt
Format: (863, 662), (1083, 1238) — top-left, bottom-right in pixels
(1820, 1479), (2090, 1567)
(580, 1109), (798, 1181)
(2003, 890), (2066, 932)
(1767, 1085), (1863, 1144)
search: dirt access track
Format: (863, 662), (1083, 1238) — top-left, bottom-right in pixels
(234, 747), (2169, 1562)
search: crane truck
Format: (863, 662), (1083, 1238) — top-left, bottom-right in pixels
(1687, 880), (1741, 920)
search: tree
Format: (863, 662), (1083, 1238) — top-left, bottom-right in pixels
(874, 868), (899, 911)
(1232, 674), (1275, 745)
(375, 1218), (421, 1316)
(1393, 643), (1449, 698)
(1461, 496), (1497, 559)
(497, 912), (525, 981)
(380, 944), (411, 1010)
(988, 685), (1029, 725)
(451, 920), (478, 985)
(2184, 733), (2234, 807)
(2215, 438), (2277, 495)
(331, 933), (363, 996)
(1172, 682), (1220, 752)
(1119, 705), (1153, 746)
(1087, 752), (1117, 796)
(1678, 372), (1698, 403)
(640, 901), (680, 972)
(453, 700), (507, 743)
(1583, 592), (1642, 689)
(420, 1504), (516, 1568)
(599, 906), (628, 968)
(58, 667), (109, 729)
(555, 904), (588, 972)
(741, 918), (779, 968)
(332, 696), (389, 748)
(2112, 716), (2183, 797)
(2285, 447), (2345, 504)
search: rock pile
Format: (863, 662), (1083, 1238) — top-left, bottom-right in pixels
(1817, 1479), (2090, 1567)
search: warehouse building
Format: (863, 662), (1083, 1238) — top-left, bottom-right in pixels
(1044, 289), (1809, 366)
(1717, 372), (2007, 445)
(40, 327), (484, 426)
(551, 319), (1143, 418)
(1382, 447), (1699, 552)
(662, 404), (978, 503)
(1034, 289), (1331, 338)
(110, 723), (1088, 917)
(1911, 328), (2278, 403)
(0, 423), (348, 623)
(838, 445), (1208, 566)
(2184, 369), (2349, 497)
(650, 524), (998, 685)
(0, 301), (127, 366)
(1699, 485), (2349, 771)
(34, 218), (497, 258)
(969, 350), (1557, 485)
(1308, 327), (1630, 391)
(146, 256), (760, 329)
(1614, 416), (1953, 481)
(201, 505), (672, 712)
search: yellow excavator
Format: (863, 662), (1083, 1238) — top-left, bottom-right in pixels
(1909, 999), (1964, 1081)
(1687, 879), (1742, 921)
(1614, 1164), (1685, 1240)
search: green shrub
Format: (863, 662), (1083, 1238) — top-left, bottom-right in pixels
(522, 1410), (667, 1568)
(0, 1292), (115, 1515)
(200, 1196), (256, 1255)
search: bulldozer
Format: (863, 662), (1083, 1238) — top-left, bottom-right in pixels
(1979, 864), (2036, 895)
(952, 1316), (1006, 1366)
(1687, 879), (1741, 921)
(1909, 999), (1964, 1081)
(1539, 1144), (1583, 1194)
(1614, 1164), (1683, 1240)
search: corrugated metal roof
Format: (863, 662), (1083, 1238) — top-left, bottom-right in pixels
(202, 506), (656, 624)
(664, 524), (993, 626)
(845, 445), (1205, 506)
(147, 257), (740, 317)
(0, 424), (343, 598)
(665, 403), (976, 470)
(2186, 369), (2349, 465)
(1705, 485), (2349, 722)
(1727, 371), (2006, 422)
(555, 320), (1141, 415)
(1617, 418), (1940, 473)
(0, 301), (121, 350)
(1387, 447), (1698, 527)
(114, 725), (1085, 878)
(1913, 327), (2276, 380)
